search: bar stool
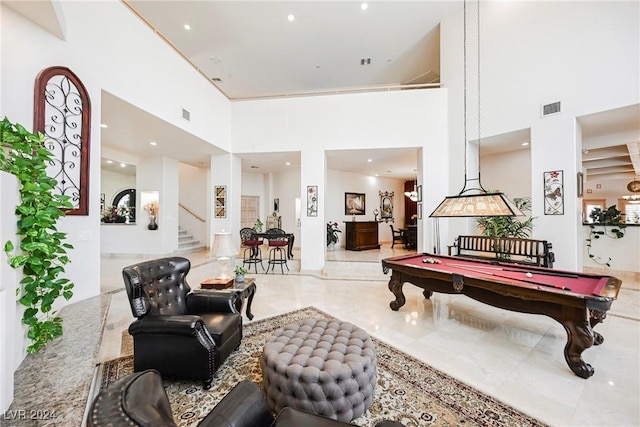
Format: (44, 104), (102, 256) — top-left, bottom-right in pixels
(240, 227), (264, 273)
(266, 228), (289, 274)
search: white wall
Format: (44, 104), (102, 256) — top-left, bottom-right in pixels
(326, 171), (405, 247)
(178, 163), (208, 247)
(1, 0), (234, 303)
(582, 226), (640, 272)
(440, 1), (640, 270)
(232, 89), (450, 269)
(0, 172), (25, 413)
(481, 149), (532, 201)
(272, 167), (302, 237)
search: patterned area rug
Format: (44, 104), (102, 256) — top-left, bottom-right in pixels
(98, 307), (545, 427)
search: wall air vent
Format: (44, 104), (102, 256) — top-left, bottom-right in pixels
(182, 108), (190, 121)
(542, 101), (561, 117)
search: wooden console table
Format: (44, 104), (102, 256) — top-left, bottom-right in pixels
(344, 221), (380, 251)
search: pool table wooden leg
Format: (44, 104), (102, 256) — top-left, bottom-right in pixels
(559, 306), (596, 379)
(590, 309), (606, 345)
(388, 272), (406, 311)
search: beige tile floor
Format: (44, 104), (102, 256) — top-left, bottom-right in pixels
(99, 245), (640, 427)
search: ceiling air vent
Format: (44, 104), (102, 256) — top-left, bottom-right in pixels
(541, 101), (561, 117)
(182, 108), (190, 121)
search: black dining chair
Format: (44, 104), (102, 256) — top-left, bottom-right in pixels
(390, 225), (405, 248)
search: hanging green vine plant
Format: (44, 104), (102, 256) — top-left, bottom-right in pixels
(1, 117), (74, 353)
(585, 205), (627, 267)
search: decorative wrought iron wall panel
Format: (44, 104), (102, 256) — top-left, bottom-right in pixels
(34, 66), (91, 215)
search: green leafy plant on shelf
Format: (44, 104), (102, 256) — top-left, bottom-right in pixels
(1, 117), (74, 353)
(476, 197), (535, 238)
(475, 197), (535, 261)
(586, 205), (627, 267)
(253, 218), (264, 233)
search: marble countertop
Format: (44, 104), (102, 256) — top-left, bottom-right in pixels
(3, 294), (110, 426)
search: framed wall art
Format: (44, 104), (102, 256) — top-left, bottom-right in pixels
(215, 185), (227, 218)
(307, 186), (318, 217)
(544, 170), (564, 215)
(34, 66), (91, 215)
(345, 192), (366, 215)
(378, 191), (394, 222)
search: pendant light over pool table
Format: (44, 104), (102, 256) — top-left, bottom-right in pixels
(430, 0), (523, 218)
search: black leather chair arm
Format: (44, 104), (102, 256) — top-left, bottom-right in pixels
(273, 408), (404, 427)
(187, 291), (239, 314)
(129, 315), (211, 337)
(198, 380), (274, 427)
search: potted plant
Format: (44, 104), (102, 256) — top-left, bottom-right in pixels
(234, 265), (248, 283)
(101, 205), (130, 223)
(254, 218), (263, 233)
(1, 117), (74, 353)
(326, 222), (341, 249)
(586, 205), (627, 267)
(475, 197), (534, 260)
(476, 197), (534, 239)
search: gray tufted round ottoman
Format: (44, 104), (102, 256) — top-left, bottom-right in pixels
(261, 318), (376, 422)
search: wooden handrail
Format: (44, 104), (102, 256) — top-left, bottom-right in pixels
(178, 203), (205, 223)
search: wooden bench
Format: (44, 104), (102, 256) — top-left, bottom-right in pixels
(448, 235), (554, 268)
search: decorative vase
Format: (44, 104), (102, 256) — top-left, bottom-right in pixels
(148, 214), (158, 230)
(235, 274), (245, 283)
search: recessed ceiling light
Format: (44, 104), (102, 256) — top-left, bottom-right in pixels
(106, 160), (113, 164)
(367, 159), (372, 162)
(150, 141), (157, 146)
(285, 162), (291, 166)
(120, 163), (126, 168)
(521, 142), (530, 146)
(100, 123), (108, 128)
(287, 14), (295, 22)
(184, 24), (191, 30)
(361, 3), (368, 10)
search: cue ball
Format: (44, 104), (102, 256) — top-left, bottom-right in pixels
(525, 272), (533, 278)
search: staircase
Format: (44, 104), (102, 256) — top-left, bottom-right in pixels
(175, 227), (205, 254)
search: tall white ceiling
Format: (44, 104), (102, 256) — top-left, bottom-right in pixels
(8, 0), (639, 185)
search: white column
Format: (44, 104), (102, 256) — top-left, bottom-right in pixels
(300, 147), (326, 273)
(137, 156), (179, 254)
(210, 153), (242, 249)
(531, 115), (581, 270)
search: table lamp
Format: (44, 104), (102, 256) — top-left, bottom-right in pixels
(206, 231), (237, 288)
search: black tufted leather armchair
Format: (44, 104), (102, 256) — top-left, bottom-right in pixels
(87, 370), (404, 427)
(122, 257), (242, 389)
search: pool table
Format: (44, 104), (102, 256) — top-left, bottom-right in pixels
(381, 253), (622, 379)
